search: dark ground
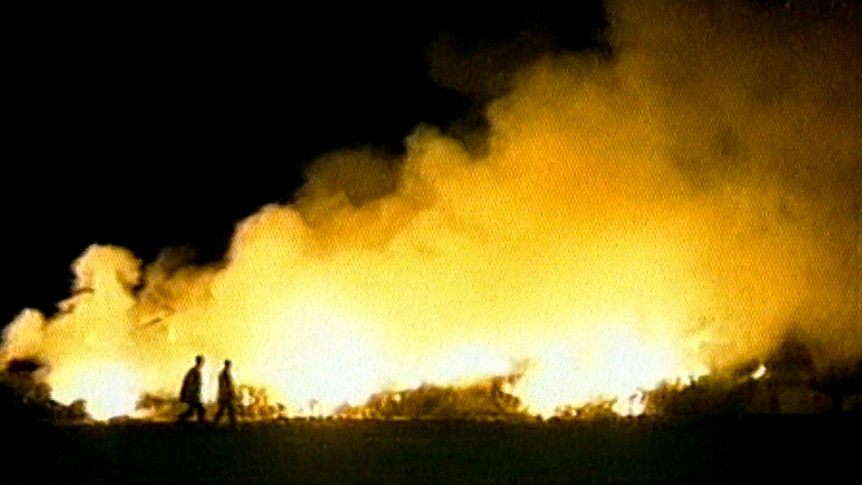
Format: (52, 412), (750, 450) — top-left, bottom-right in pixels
(4, 415), (860, 484)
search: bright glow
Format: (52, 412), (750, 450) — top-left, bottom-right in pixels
(752, 364), (767, 380)
(235, 285), (391, 416)
(517, 322), (706, 416)
(50, 361), (140, 420)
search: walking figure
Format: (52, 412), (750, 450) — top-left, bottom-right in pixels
(178, 355), (206, 423)
(214, 359), (237, 424)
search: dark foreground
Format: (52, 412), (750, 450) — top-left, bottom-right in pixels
(4, 415), (861, 484)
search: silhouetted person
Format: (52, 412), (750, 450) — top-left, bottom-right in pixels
(214, 359), (237, 424)
(178, 355), (206, 423)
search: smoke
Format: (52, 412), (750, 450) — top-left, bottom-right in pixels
(2, 0), (859, 417)
(600, 0), (861, 365)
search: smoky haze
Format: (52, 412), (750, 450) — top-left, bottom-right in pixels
(2, 0), (859, 417)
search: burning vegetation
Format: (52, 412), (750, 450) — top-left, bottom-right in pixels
(335, 374), (525, 420)
(1, 0), (860, 424)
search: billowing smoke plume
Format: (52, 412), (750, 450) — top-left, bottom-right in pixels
(2, 0), (859, 418)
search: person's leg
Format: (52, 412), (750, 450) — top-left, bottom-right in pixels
(177, 403), (192, 422)
(195, 402), (206, 422)
(228, 402), (237, 424)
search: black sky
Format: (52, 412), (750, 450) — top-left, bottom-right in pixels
(3, 4), (609, 324)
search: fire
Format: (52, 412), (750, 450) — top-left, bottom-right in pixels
(1, 1), (858, 422)
(248, 299), (390, 415)
(49, 361), (140, 421)
(517, 321), (707, 416)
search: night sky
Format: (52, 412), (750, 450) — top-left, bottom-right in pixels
(3, 4), (608, 325)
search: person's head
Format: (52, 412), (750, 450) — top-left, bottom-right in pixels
(195, 355), (204, 367)
(224, 360), (232, 369)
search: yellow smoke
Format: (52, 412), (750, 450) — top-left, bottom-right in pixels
(1, 0), (859, 419)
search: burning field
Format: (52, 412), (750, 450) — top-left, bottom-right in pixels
(2, 0), (860, 433)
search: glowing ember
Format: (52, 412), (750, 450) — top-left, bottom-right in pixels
(752, 365), (767, 380)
